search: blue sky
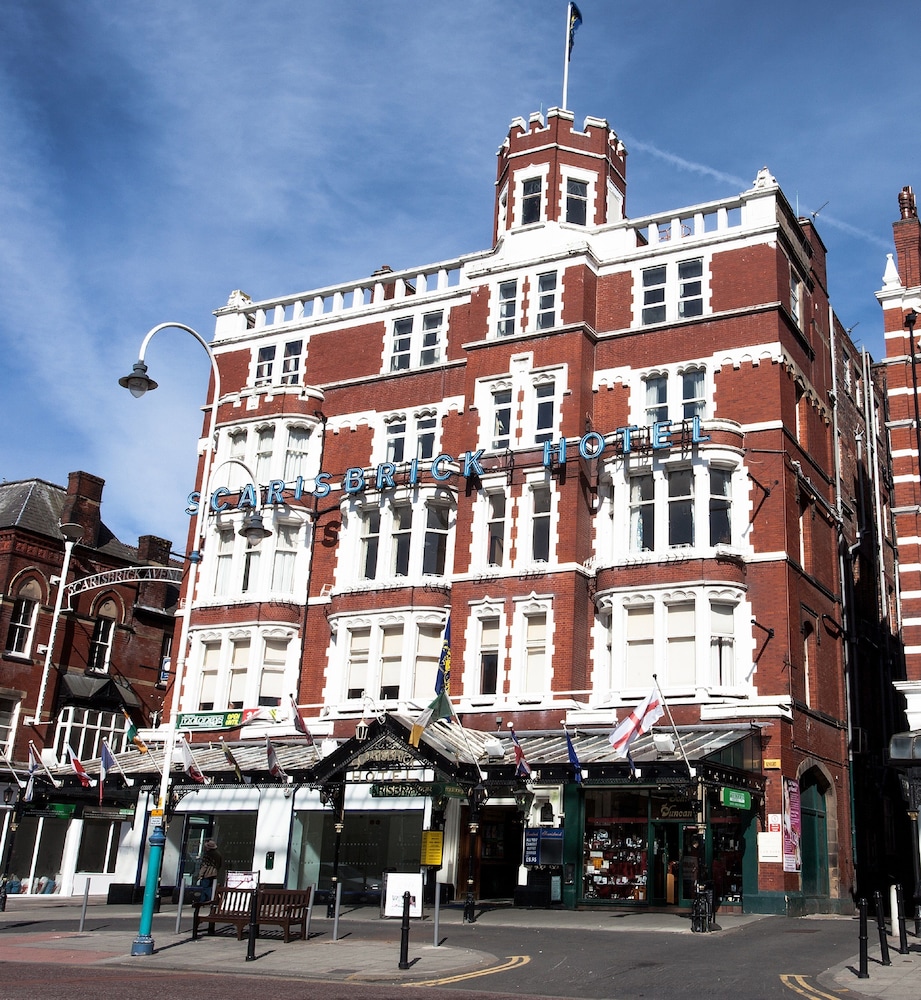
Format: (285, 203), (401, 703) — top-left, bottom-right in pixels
(1, 0), (918, 553)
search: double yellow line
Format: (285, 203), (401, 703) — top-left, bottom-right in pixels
(779, 973), (849, 999)
(406, 954), (530, 987)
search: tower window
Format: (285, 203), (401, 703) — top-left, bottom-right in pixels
(522, 178), (542, 225)
(566, 179), (588, 225)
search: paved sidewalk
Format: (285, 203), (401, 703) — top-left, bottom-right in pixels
(0, 895), (919, 996)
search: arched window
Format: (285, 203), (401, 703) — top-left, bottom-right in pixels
(88, 599), (118, 673)
(4, 579), (42, 656)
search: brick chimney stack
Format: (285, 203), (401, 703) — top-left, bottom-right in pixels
(893, 185), (921, 290)
(60, 471), (104, 546)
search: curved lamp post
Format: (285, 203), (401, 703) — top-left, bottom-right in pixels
(118, 322), (260, 956)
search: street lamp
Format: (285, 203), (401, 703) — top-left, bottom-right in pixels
(119, 322), (223, 957)
(26, 521), (84, 725)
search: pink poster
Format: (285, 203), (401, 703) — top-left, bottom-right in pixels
(782, 778), (802, 873)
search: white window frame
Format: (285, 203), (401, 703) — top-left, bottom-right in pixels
(639, 257), (708, 326)
(510, 598), (553, 698)
(4, 588), (39, 656)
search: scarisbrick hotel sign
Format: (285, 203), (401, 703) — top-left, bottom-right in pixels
(186, 417), (710, 515)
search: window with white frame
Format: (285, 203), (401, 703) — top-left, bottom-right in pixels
(534, 379), (556, 444)
(271, 522), (299, 593)
(530, 484), (552, 562)
(4, 580), (40, 655)
(213, 528), (235, 597)
(478, 616), (501, 695)
(536, 272), (558, 330)
(198, 641), (221, 710)
(88, 599), (117, 673)
(227, 429), (248, 489)
(522, 611), (547, 693)
(417, 414), (437, 461)
(229, 638), (250, 708)
(566, 178), (588, 225)
(280, 340), (303, 384)
(390, 312), (444, 371)
(414, 624), (443, 698)
(52, 705), (124, 761)
(284, 425), (311, 481)
(640, 258), (705, 325)
(241, 542), (261, 594)
(0, 695), (20, 756)
(259, 637), (288, 706)
(486, 490), (507, 567)
(491, 387), (513, 449)
(255, 426), (275, 482)
(360, 508), (381, 580)
(629, 472), (655, 551)
(497, 280), (518, 337)
(605, 590), (744, 691)
(790, 268), (803, 327)
(521, 177), (542, 225)
(667, 468), (694, 547)
(255, 346), (275, 385)
(391, 503), (412, 576)
(379, 626), (402, 700)
(710, 602), (735, 685)
(383, 412), (438, 464)
(641, 369), (707, 425)
(709, 468), (732, 546)
(422, 504), (450, 575)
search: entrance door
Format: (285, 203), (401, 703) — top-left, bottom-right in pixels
(651, 824), (679, 904)
(679, 826), (707, 906)
(471, 806), (523, 900)
(800, 773), (829, 897)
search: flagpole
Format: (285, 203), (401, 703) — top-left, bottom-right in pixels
(651, 674), (696, 777)
(562, 2), (572, 111)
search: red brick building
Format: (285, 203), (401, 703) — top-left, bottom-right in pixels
(0, 470), (179, 892)
(129, 108), (902, 915)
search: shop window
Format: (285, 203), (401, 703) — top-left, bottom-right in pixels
(77, 818), (121, 874)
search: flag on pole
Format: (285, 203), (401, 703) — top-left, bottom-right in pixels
(29, 740), (61, 789)
(180, 738), (207, 783)
(123, 709), (148, 752)
(609, 688), (664, 758)
(509, 727), (532, 778)
(564, 726), (582, 783)
(100, 741), (117, 804)
(409, 616), (454, 747)
(23, 743), (41, 803)
(221, 739), (245, 782)
(67, 746), (94, 789)
(289, 694), (314, 745)
(266, 737), (287, 780)
(567, 2), (583, 58)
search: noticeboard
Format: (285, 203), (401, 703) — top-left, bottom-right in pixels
(382, 872), (424, 918)
(524, 826), (564, 866)
(420, 829), (444, 867)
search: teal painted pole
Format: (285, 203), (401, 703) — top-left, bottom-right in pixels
(131, 824), (166, 956)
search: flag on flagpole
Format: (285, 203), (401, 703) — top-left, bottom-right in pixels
(221, 739), (245, 782)
(564, 726), (582, 783)
(509, 727), (532, 778)
(409, 616), (454, 747)
(23, 743), (41, 803)
(266, 737), (287, 780)
(122, 709), (148, 752)
(567, 2), (583, 59)
(100, 740), (117, 804)
(180, 738), (207, 783)
(67, 746), (94, 789)
(29, 740), (61, 789)
(609, 688), (664, 758)
(289, 694), (314, 745)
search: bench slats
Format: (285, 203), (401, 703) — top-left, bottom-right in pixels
(193, 886), (311, 943)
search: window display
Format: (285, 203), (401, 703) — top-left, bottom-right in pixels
(583, 821), (648, 901)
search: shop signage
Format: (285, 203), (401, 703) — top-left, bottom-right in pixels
(524, 827), (564, 866)
(420, 830), (444, 867)
(84, 806), (136, 820)
(24, 803), (75, 819)
(654, 799), (699, 820)
(176, 708), (283, 731)
(186, 418), (710, 515)
(370, 781), (466, 799)
(763, 758), (781, 770)
(720, 787), (751, 810)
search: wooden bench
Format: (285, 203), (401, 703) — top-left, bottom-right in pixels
(192, 886), (255, 940)
(253, 887), (311, 942)
(192, 886), (312, 943)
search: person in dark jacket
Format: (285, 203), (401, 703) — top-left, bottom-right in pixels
(197, 839), (222, 902)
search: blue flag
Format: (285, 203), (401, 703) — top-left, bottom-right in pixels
(568, 3), (583, 58)
(564, 727), (582, 783)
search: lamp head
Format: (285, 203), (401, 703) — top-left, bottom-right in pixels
(118, 361), (158, 398)
(239, 511), (272, 546)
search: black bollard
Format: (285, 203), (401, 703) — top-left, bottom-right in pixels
(895, 884), (910, 954)
(398, 890), (411, 970)
(245, 888), (260, 962)
(858, 898), (869, 979)
(873, 890), (891, 966)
